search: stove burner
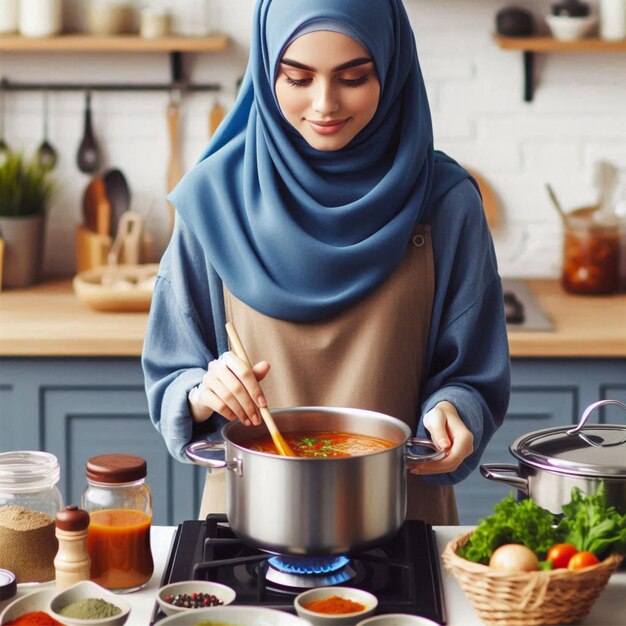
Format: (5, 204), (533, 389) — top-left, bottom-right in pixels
(265, 556), (356, 589)
(268, 555), (350, 575)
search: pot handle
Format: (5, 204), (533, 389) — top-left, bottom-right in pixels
(405, 437), (447, 463)
(184, 440), (243, 476)
(567, 399), (626, 447)
(479, 463), (529, 494)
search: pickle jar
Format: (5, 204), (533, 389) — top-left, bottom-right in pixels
(81, 454), (153, 592)
(561, 210), (620, 295)
(0, 451), (63, 584)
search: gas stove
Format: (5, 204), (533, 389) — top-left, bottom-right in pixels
(150, 514), (446, 624)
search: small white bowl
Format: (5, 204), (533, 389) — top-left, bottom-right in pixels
(157, 605), (311, 625)
(0, 588), (57, 625)
(545, 14), (597, 41)
(156, 580), (236, 616)
(48, 581), (130, 626)
(295, 587), (378, 626)
(358, 615), (441, 626)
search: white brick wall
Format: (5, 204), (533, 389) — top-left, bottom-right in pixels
(1, 0), (624, 278)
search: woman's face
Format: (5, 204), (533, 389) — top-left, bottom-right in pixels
(275, 30), (381, 151)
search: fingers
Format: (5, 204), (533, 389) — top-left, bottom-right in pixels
(410, 402), (474, 476)
(198, 352), (270, 426)
(423, 406), (451, 450)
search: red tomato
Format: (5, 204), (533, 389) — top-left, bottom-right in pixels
(567, 551), (600, 570)
(547, 543), (579, 569)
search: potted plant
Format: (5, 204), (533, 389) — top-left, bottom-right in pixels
(0, 150), (54, 288)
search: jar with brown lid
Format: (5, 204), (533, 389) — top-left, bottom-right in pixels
(81, 454), (153, 592)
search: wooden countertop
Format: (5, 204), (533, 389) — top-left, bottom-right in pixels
(1, 279), (625, 357)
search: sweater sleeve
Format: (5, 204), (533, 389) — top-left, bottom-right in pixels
(417, 179), (511, 485)
(141, 216), (228, 463)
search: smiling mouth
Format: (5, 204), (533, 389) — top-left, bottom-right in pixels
(306, 119), (350, 136)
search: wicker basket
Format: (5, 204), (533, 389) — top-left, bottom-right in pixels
(442, 532), (623, 626)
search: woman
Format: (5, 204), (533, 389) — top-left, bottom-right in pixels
(142, 0), (510, 525)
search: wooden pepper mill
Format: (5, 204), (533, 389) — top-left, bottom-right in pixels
(54, 505), (91, 590)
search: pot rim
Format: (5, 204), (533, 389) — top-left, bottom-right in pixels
(222, 405), (412, 462)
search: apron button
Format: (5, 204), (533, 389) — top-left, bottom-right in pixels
(412, 234), (425, 247)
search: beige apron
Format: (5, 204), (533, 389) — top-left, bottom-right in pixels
(200, 225), (458, 525)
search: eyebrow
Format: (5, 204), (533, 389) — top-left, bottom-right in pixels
(280, 57), (373, 72)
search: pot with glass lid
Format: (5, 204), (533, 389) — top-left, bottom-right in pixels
(480, 400), (626, 514)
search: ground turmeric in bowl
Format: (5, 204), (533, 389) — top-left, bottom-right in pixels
(303, 595), (366, 614)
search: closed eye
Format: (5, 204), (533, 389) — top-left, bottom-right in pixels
(340, 75), (370, 87)
(284, 75), (312, 88)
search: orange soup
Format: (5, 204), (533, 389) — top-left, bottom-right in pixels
(87, 508), (153, 590)
(245, 431), (394, 458)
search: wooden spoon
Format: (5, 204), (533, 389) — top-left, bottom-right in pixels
(225, 322), (296, 457)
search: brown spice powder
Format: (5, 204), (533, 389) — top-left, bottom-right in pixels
(0, 504), (58, 583)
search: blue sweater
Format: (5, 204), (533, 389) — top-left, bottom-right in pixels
(142, 179), (511, 485)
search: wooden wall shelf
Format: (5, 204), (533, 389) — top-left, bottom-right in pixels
(0, 33), (230, 87)
(493, 35), (626, 102)
(0, 33), (230, 53)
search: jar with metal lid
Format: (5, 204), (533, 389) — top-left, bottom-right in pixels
(0, 451), (63, 583)
(561, 208), (620, 295)
(81, 453), (153, 592)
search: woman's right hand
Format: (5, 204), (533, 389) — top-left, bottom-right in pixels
(188, 351), (271, 426)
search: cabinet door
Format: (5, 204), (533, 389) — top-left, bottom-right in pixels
(0, 358), (204, 525)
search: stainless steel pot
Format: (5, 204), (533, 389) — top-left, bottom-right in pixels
(185, 406), (444, 555)
(481, 399), (626, 514)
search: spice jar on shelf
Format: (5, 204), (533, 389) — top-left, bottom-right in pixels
(0, 451), (63, 583)
(561, 207), (620, 295)
(81, 454), (153, 593)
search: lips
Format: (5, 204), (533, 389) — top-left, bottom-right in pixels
(306, 118), (349, 136)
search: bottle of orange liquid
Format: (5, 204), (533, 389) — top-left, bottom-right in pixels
(81, 454), (153, 592)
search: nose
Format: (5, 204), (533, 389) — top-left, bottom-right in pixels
(312, 80), (339, 115)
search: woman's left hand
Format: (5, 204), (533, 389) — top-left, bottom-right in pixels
(408, 401), (474, 475)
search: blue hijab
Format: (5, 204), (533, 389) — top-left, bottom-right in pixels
(169, 0), (471, 322)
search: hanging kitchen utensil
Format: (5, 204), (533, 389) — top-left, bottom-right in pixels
(76, 91), (102, 174)
(209, 96), (226, 137)
(465, 167), (500, 229)
(166, 90), (183, 224)
(82, 175), (111, 236)
(0, 83), (10, 166)
(103, 168), (131, 237)
(35, 91), (58, 172)
(224, 322), (297, 457)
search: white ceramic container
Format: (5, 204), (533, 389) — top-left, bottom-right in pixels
(294, 587), (378, 626)
(19, 0), (62, 37)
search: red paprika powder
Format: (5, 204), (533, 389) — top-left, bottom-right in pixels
(304, 595), (366, 614)
(4, 611), (63, 626)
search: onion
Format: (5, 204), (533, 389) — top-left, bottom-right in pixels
(489, 544), (540, 572)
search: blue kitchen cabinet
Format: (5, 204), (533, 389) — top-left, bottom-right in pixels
(0, 358), (206, 526)
(1, 356), (625, 526)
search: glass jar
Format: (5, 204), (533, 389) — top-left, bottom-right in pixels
(561, 209), (620, 295)
(81, 454), (153, 593)
(0, 451), (63, 583)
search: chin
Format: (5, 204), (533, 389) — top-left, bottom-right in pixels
(303, 133), (352, 152)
